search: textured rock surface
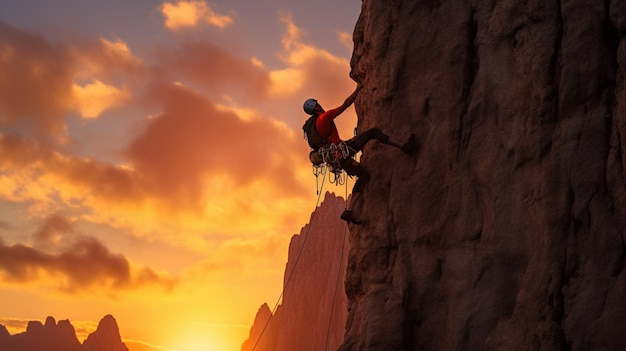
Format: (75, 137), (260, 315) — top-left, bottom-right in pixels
(341, 0), (626, 350)
(242, 192), (349, 351)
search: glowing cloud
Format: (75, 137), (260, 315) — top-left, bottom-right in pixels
(266, 12), (353, 101)
(100, 37), (135, 62)
(338, 31), (354, 51)
(0, 214), (176, 294)
(160, 1), (233, 30)
(71, 80), (130, 118)
(279, 12), (303, 51)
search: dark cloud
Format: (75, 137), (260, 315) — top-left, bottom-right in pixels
(126, 81), (308, 207)
(0, 21), (143, 138)
(0, 133), (50, 166)
(0, 133), (143, 204)
(0, 215), (176, 293)
(33, 214), (73, 246)
(154, 40), (271, 100)
(49, 152), (142, 203)
(0, 21), (73, 135)
(0, 220), (11, 230)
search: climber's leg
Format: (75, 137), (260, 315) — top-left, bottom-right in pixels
(341, 158), (370, 196)
(349, 128), (418, 154)
(339, 158), (369, 224)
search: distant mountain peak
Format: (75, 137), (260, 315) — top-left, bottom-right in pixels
(0, 315), (127, 351)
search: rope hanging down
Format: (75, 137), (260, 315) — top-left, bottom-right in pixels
(251, 171), (328, 351)
(251, 168), (350, 351)
(323, 175), (349, 351)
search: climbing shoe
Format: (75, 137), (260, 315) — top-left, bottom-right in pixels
(341, 209), (363, 225)
(402, 133), (418, 154)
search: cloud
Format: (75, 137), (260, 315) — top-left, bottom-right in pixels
(0, 220), (11, 231)
(267, 12), (356, 104)
(71, 37), (143, 81)
(153, 40), (270, 100)
(338, 31), (354, 51)
(126, 81), (306, 207)
(71, 80), (131, 118)
(33, 213), (73, 247)
(160, 1), (233, 30)
(0, 133), (142, 211)
(0, 13), (356, 252)
(0, 22), (143, 138)
(0, 215), (176, 294)
(0, 21), (74, 135)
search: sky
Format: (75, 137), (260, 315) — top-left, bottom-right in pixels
(0, 1), (362, 350)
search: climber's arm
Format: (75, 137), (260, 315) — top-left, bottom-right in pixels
(326, 85), (361, 119)
(316, 84), (361, 133)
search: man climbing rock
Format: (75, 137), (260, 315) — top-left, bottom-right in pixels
(302, 84), (417, 224)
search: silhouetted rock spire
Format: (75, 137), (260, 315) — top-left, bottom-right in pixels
(0, 315), (127, 351)
(83, 315), (129, 351)
(242, 193), (349, 351)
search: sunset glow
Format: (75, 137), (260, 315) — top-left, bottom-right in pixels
(0, 1), (360, 350)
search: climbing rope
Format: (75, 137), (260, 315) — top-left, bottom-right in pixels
(323, 175), (350, 351)
(324, 222), (348, 351)
(251, 145), (355, 351)
(251, 170), (328, 351)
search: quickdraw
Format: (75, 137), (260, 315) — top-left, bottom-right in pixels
(312, 142), (352, 193)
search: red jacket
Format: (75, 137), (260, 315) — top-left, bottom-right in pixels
(315, 108), (343, 145)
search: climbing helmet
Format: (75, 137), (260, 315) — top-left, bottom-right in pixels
(303, 98), (318, 114)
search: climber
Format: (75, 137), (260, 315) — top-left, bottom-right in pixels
(302, 84), (417, 224)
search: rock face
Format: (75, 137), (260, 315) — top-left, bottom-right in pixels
(82, 315), (129, 351)
(242, 192), (349, 351)
(0, 315), (127, 351)
(341, 0), (626, 350)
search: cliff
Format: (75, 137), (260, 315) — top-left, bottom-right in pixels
(82, 315), (129, 351)
(341, 0), (626, 350)
(242, 192), (349, 351)
(0, 315), (128, 351)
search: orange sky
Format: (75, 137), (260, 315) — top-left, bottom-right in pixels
(0, 1), (360, 350)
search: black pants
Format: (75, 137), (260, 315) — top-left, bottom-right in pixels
(340, 128), (391, 193)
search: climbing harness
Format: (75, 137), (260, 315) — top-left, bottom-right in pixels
(312, 141), (353, 193)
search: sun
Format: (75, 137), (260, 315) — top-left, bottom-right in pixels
(178, 336), (227, 351)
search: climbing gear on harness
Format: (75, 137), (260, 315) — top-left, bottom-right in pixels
(319, 142), (350, 171)
(303, 98), (318, 114)
(317, 142), (351, 183)
(310, 142), (353, 194)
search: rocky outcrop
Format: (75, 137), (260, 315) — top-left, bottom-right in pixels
(0, 315), (127, 351)
(0, 316), (82, 351)
(242, 192), (349, 351)
(82, 315), (129, 351)
(341, 0), (626, 350)
(0, 326), (10, 350)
